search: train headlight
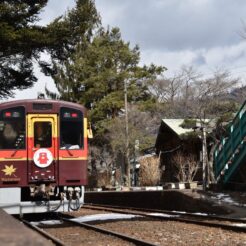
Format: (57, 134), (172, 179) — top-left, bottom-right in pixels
(75, 187), (81, 192)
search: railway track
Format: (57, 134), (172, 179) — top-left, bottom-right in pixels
(19, 204), (246, 245)
(21, 214), (158, 246)
(82, 203), (246, 233)
(62, 218), (158, 246)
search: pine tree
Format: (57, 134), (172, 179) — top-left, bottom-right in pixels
(0, 0), (100, 98)
(45, 1), (165, 186)
(51, 27), (164, 125)
(0, 0), (48, 97)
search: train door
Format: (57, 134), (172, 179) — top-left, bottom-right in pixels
(27, 115), (58, 183)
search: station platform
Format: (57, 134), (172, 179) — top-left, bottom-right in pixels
(0, 209), (53, 246)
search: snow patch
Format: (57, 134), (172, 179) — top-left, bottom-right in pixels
(192, 212), (209, 216)
(211, 193), (246, 207)
(31, 220), (63, 226)
(233, 223), (246, 227)
(31, 213), (141, 226)
(148, 213), (180, 218)
(70, 213), (142, 223)
(172, 210), (209, 216)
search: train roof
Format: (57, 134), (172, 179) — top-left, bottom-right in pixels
(0, 99), (87, 115)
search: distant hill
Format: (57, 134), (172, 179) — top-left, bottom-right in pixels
(228, 86), (246, 104)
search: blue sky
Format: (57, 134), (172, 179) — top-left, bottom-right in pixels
(13, 0), (246, 99)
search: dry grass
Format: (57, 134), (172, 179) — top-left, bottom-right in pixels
(139, 156), (161, 186)
(88, 171), (111, 188)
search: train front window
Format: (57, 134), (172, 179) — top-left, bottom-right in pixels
(0, 107), (25, 150)
(34, 122), (52, 148)
(60, 108), (83, 149)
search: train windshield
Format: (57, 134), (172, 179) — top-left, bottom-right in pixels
(0, 107), (25, 150)
(60, 107), (83, 149)
(34, 122), (52, 148)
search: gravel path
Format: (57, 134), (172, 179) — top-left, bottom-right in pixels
(45, 226), (134, 246)
(97, 219), (246, 246)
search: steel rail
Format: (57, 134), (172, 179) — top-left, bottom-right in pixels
(84, 203), (246, 223)
(83, 204), (246, 233)
(21, 219), (66, 246)
(61, 217), (157, 246)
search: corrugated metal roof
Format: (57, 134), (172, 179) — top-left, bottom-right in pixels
(162, 119), (194, 135)
(162, 118), (214, 136)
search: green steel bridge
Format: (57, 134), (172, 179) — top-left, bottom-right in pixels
(214, 100), (246, 186)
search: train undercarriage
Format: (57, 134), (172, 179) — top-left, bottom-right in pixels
(0, 184), (85, 215)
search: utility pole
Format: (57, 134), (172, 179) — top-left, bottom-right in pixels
(124, 79), (130, 187)
(133, 139), (139, 186)
(202, 126), (208, 190)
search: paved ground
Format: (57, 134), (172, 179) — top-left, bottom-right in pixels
(85, 187), (246, 218)
(193, 189), (246, 219)
(0, 209), (54, 246)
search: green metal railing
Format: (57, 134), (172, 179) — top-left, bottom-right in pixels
(214, 100), (246, 184)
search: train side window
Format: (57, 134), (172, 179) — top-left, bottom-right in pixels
(34, 122), (52, 148)
(60, 108), (83, 149)
(0, 107), (26, 150)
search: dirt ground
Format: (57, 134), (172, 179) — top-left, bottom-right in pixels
(44, 208), (246, 246)
(43, 189), (246, 245)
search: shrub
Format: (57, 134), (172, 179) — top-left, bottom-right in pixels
(88, 171), (111, 188)
(97, 171), (111, 188)
(172, 151), (199, 182)
(139, 156), (161, 186)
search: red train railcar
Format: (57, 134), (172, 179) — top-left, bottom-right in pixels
(0, 99), (91, 214)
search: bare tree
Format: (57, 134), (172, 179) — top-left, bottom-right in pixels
(88, 145), (115, 187)
(149, 75), (182, 104)
(191, 69), (239, 119)
(186, 154), (199, 182)
(96, 171), (111, 188)
(89, 145), (114, 170)
(172, 152), (199, 183)
(172, 152), (187, 182)
(178, 66), (202, 116)
(103, 105), (157, 160)
(150, 66), (239, 119)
